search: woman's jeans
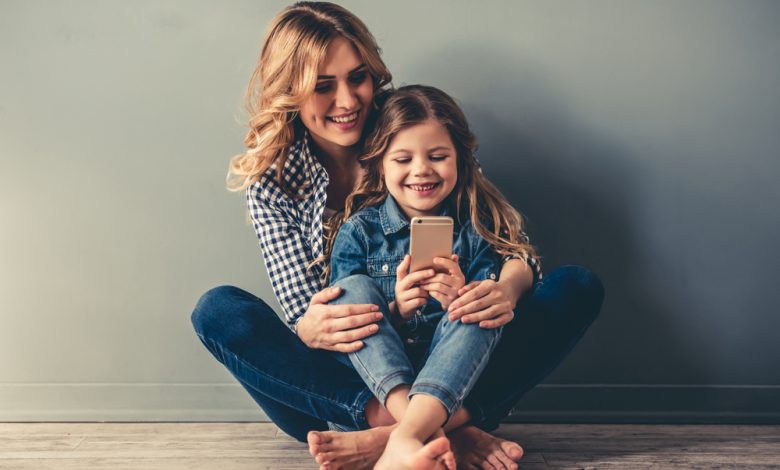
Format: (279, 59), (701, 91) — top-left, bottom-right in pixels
(191, 265), (604, 443)
(330, 274), (502, 421)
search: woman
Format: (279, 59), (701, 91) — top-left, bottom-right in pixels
(190, 3), (604, 469)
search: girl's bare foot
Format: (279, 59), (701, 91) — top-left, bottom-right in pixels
(307, 426), (393, 470)
(374, 431), (456, 470)
(448, 425), (523, 470)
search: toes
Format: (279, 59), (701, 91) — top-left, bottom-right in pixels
(421, 435), (451, 458)
(499, 440), (524, 461)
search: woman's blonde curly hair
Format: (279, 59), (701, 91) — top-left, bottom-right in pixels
(226, 2), (392, 194)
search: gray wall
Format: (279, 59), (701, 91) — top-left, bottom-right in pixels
(1, 0), (778, 422)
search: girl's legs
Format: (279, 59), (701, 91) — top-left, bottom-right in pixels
(190, 285), (374, 442)
(329, 274), (416, 417)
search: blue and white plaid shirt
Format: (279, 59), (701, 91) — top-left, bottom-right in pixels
(247, 133), (542, 333)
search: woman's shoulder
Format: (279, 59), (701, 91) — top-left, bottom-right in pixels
(246, 135), (315, 206)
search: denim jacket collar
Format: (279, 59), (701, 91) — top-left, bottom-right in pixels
(378, 195), (456, 236)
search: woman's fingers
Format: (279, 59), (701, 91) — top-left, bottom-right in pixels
(310, 286), (342, 305)
(460, 303), (511, 324)
(478, 311), (515, 329)
(329, 310), (383, 332)
(333, 340), (365, 353)
(449, 281), (494, 316)
(327, 303), (380, 319)
(451, 281), (483, 309)
(330, 322), (379, 344)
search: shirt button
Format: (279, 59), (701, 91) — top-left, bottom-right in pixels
(489, 273), (496, 280)
(406, 338), (415, 344)
(415, 308), (423, 317)
(382, 264), (389, 272)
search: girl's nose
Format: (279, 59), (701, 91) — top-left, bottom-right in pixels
(412, 160), (432, 176)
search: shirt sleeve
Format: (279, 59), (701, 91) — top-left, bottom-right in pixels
(328, 219), (369, 285)
(246, 182), (322, 332)
(502, 229), (543, 283)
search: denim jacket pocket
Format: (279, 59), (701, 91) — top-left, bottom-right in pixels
(367, 255), (404, 302)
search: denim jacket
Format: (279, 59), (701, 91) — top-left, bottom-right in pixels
(329, 195), (502, 319)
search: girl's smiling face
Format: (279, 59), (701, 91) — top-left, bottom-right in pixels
(382, 119), (458, 219)
(299, 36), (374, 153)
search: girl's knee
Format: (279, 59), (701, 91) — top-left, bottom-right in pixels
(330, 274), (385, 304)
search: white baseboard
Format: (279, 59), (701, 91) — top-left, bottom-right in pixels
(2, 383), (779, 423)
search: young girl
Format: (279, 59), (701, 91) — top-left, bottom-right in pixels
(320, 85), (539, 470)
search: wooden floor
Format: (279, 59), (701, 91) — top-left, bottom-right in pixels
(0, 423), (778, 469)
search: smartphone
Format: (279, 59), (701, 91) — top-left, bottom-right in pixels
(409, 216), (453, 272)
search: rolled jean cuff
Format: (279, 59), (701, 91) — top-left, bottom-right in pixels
(349, 387), (376, 430)
(409, 382), (460, 424)
(373, 371), (415, 406)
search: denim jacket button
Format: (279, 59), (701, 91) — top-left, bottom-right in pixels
(382, 263), (389, 272)
(406, 338), (415, 344)
(489, 273), (496, 280)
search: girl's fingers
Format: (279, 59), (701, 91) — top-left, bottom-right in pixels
(399, 269), (436, 290)
(396, 254), (411, 281)
(432, 256), (461, 275)
(422, 282), (457, 299)
(398, 287), (427, 302)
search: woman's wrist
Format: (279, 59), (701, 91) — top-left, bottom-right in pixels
(497, 259), (534, 307)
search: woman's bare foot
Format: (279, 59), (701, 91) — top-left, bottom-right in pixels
(307, 426), (393, 470)
(374, 431), (456, 470)
(448, 425), (523, 470)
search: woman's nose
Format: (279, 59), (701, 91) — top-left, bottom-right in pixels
(334, 81), (358, 110)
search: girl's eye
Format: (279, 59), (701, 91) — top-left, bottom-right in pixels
(349, 72), (368, 84)
(394, 157), (411, 164)
(430, 155), (448, 161)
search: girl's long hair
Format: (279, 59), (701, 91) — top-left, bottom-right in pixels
(316, 85), (540, 283)
(226, 2), (392, 195)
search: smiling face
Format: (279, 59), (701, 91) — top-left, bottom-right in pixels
(299, 36), (374, 156)
(382, 119), (458, 219)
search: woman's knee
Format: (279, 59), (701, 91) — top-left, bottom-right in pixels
(190, 285), (266, 340)
(531, 265), (605, 320)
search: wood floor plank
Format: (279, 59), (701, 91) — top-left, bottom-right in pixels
(1, 423), (778, 469)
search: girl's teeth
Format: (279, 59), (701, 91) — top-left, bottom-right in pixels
(330, 112), (358, 123)
(410, 183), (437, 191)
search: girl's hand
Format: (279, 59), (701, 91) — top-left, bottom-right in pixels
(394, 254), (435, 321)
(447, 279), (516, 329)
(420, 255), (466, 311)
(296, 286), (383, 352)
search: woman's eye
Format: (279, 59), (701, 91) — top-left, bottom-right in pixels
(349, 72), (368, 84)
(314, 83), (332, 94)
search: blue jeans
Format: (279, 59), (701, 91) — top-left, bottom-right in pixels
(191, 265), (604, 442)
(330, 274), (502, 421)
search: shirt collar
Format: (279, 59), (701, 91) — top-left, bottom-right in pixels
(379, 194), (455, 235)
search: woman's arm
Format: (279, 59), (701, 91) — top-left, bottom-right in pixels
(247, 182), (380, 351)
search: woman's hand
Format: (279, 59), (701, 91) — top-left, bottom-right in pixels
(296, 286), (383, 352)
(394, 254), (435, 322)
(420, 255), (466, 311)
(447, 279), (516, 329)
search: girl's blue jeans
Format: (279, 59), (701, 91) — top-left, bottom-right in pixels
(191, 265), (604, 442)
(330, 274), (503, 422)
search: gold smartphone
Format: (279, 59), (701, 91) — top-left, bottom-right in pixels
(409, 216), (454, 272)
